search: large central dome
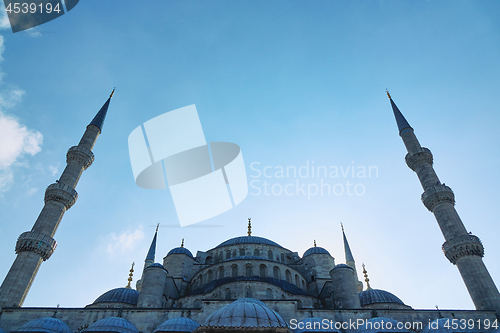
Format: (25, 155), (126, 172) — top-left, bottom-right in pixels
(213, 236), (283, 249)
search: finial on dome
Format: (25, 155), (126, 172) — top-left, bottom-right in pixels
(314, 240), (317, 247)
(386, 89), (391, 99)
(362, 263), (372, 290)
(247, 218), (252, 236)
(181, 238), (184, 248)
(126, 262), (135, 289)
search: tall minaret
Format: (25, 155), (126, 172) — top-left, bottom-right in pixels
(0, 90), (114, 308)
(144, 224), (159, 269)
(341, 223), (363, 292)
(388, 92), (500, 315)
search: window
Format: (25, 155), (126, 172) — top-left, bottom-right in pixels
(280, 253), (285, 262)
(254, 248), (260, 256)
(266, 288), (273, 299)
(286, 270), (292, 283)
(231, 265), (238, 278)
(207, 270), (213, 282)
(268, 250), (273, 260)
(225, 288), (231, 300)
(259, 264), (267, 278)
(245, 265), (253, 277)
(295, 274), (300, 286)
(273, 266), (280, 279)
(239, 248), (246, 256)
(226, 250), (231, 260)
(218, 266), (224, 279)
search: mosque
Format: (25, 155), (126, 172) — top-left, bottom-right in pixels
(0, 91), (499, 332)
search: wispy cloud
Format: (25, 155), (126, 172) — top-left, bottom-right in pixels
(106, 226), (145, 256)
(0, 34), (43, 191)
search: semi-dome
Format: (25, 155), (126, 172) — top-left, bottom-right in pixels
(167, 247), (194, 258)
(13, 317), (71, 333)
(86, 317), (139, 333)
(93, 287), (139, 306)
(422, 318), (479, 333)
(359, 289), (405, 306)
(357, 317), (409, 333)
(295, 317), (339, 333)
(214, 236), (283, 249)
(204, 298), (287, 328)
(303, 247), (330, 257)
(154, 317), (200, 332)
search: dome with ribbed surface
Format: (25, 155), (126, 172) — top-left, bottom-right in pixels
(93, 288), (139, 306)
(167, 247), (194, 258)
(13, 317), (71, 333)
(154, 317), (200, 332)
(422, 318), (479, 333)
(359, 289), (405, 306)
(357, 317), (409, 333)
(87, 317), (139, 333)
(303, 247), (330, 257)
(294, 317), (339, 333)
(204, 298), (287, 328)
(214, 236), (283, 249)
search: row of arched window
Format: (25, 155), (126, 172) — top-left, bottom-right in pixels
(205, 249), (293, 264)
(193, 263), (306, 290)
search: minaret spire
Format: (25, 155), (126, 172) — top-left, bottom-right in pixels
(0, 91), (114, 307)
(341, 223), (363, 292)
(389, 93), (500, 316)
(144, 226), (158, 268)
(126, 262), (135, 289)
(89, 88), (114, 133)
(362, 263), (372, 290)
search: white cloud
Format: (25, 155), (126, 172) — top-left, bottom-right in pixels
(26, 187), (37, 196)
(48, 165), (58, 176)
(106, 226), (145, 256)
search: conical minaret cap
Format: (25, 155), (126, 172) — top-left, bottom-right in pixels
(89, 88), (114, 132)
(145, 224), (159, 263)
(341, 223), (355, 263)
(387, 91), (412, 136)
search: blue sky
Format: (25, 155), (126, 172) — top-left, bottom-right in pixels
(0, 0), (499, 311)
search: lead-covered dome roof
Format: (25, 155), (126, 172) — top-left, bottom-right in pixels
(204, 298), (287, 328)
(167, 247), (194, 258)
(13, 317), (71, 333)
(154, 317), (200, 332)
(214, 236), (283, 249)
(359, 289), (405, 306)
(86, 317), (139, 333)
(93, 287), (139, 306)
(303, 247), (330, 257)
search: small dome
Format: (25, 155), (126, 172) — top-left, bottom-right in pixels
(14, 317), (71, 333)
(214, 236), (283, 249)
(359, 289), (405, 306)
(331, 264), (352, 271)
(87, 317), (139, 333)
(357, 317), (409, 333)
(93, 287), (139, 306)
(303, 247), (330, 257)
(147, 263), (167, 269)
(295, 317), (339, 333)
(204, 298), (287, 328)
(422, 318), (479, 333)
(154, 317), (200, 332)
(167, 247), (193, 258)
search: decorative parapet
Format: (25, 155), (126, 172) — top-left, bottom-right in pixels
(67, 146), (94, 170)
(44, 182), (78, 209)
(405, 147), (433, 171)
(443, 234), (484, 265)
(15, 231), (57, 261)
(421, 184), (454, 212)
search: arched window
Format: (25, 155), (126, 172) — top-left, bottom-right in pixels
(268, 250), (273, 260)
(231, 265), (238, 277)
(245, 286), (252, 298)
(259, 264), (267, 278)
(295, 274), (300, 286)
(245, 264), (253, 277)
(232, 249), (237, 257)
(225, 288), (231, 300)
(285, 270), (292, 283)
(273, 266), (280, 279)
(302, 280), (305, 290)
(207, 270), (213, 282)
(266, 288), (273, 299)
(254, 248), (260, 256)
(280, 253), (285, 262)
(226, 250), (231, 260)
(194, 299), (202, 308)
(218, 266), (225, 279)
(205, 256), (212, 265)
(239, 248), (245, 256)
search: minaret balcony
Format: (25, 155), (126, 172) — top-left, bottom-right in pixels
(405, 147), (433, 171)
(15, 231), (57, 261)
(442, 234), (484, 264)
(67, 146), (95, 170)
(421, 184), (455, 212)
(44, 183), (78, 209)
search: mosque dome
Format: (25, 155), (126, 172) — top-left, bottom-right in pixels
(359, 289), (406, 306)
(303, 247), (331, 257)
(86, 317), (139, 333)
(421, 318), (479, 333)
(93, 287), (139, 306)
(294, 317), (339, 333)
(204, 298), (287, 328)
(147, 263), (167, 269)
(167, 247), (194, 258)
(357, 317), (409, 333)
(154, 317), (200, 332)
(214, 236), (283, 249)
(13, 317), (71, 333)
